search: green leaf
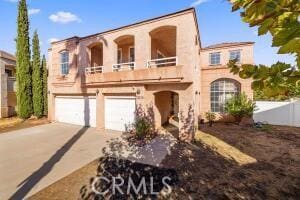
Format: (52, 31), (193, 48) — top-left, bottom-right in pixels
(258, 18), (274, 35)
(251, 80), (264, 90)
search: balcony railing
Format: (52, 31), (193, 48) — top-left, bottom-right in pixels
(112, 62), (135, 72)
(147, 57), (178, 68)
(85, 66), (103, 74)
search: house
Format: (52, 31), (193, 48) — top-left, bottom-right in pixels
(48, 8), (253, 141)
(0, 50), (17, 118)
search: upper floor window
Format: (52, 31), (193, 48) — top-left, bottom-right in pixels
(229, 50), (241, 62)
(209, 52), (221, 65)
(5, 69), (13, 77)
(60, 51), (69, 75)
(117, 48), (122, 64)
(129, 47), (135, 62)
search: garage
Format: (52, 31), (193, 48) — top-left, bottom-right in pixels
(55, 96), (96, 127)
(105, 96), (136, 131)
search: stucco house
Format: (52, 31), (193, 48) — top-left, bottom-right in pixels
(0, 50), (17, 118)
(48, 8), (253, 141)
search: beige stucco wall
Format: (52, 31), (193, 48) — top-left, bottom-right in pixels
(199, 44), (254, 117)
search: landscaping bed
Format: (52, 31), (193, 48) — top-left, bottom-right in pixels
(0, 117), (49, 133)
(29, 123), (300, 199)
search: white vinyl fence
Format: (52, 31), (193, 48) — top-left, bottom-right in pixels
(254, 99), (300, 127)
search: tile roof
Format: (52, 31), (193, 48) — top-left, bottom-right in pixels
(202, 42), (254, 50)
(0, 50), (16, 61)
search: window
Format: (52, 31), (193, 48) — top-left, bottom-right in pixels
(229, 50), (241, 62)
(210, 79), (240, 112)
(129, 47), (135, 62)
(60, 51), (69, 75)
(117, 48), (122, 64)
(5, 69), (12, 77)
(209, 52), (221, 65)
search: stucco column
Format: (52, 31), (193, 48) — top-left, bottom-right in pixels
(0, 61), (8, 118)
(135, 32), (151, 69)
(96, 91), (105, 130)
(178, 88), (195, 142)
(103, 39), (117, 72)
(48, 93), (55, 121)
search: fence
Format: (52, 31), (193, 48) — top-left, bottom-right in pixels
(254, 99), (300, 127)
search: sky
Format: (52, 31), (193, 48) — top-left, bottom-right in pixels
(0, 0), (296, 66)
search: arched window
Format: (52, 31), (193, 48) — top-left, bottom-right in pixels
(210, 79), (241, 112)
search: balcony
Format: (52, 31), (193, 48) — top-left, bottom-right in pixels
(84, 58), (186, 86)
(147, 57), (177, 68)
(112, 62), (135, 72)
(85, 66), (103, 74)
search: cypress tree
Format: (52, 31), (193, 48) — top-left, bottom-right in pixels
(32, 30), (43, 118)
(42, 55), (48, 116)
(16, 0), (32, 119)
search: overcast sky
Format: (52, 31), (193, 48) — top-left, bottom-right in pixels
(0, 0), (296, 66)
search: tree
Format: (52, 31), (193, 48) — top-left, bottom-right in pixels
(227, 1), (300, 98)
(225, 93), (256, 125)
(229, 0), (300, 65)
(229, 61), (300, 98)
(42, 55), (48, 115)
(16, 0), (32, 119)
(32, 30), (43, 118)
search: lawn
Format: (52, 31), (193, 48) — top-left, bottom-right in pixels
(29, 123), (300, 199)
(0, 117), (49, 133)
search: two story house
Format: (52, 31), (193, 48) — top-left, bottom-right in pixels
(48, 8), (253, 141)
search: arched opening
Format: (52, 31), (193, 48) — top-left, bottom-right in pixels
(210, 78), (241, 112)
(148, 26), (177, 68)
(154, 91), (179, 137)
(87, 42), (103, 73)
(113, 35), (135, 71)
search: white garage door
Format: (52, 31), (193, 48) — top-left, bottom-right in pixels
(105, 96), (136, 131)
(55, 96), (96, 127)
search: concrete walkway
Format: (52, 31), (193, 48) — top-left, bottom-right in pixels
(0, 123), (121, 200)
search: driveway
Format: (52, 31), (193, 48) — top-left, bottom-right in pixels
(0, 123), (121, 200)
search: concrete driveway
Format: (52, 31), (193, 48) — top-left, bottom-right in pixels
(0, 122), (121, 200)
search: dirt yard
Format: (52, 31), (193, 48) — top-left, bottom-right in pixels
(29, 123), (300, 200)
(0, 117), (49, 133)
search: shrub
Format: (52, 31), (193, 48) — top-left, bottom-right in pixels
(133, 117), (151, 140)
(225, 92), (256, 125)
(205, 112), (216, 127)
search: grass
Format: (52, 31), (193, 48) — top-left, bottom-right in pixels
(195, 130), (257, 165)
(0, 117), (24, 128)
(0, 116), (49, 133)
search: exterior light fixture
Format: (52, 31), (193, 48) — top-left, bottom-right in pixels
(136, 89), (141, 95)
(96, 89), (99, 95)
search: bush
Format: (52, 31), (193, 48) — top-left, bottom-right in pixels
(133, 117), (151, 140)
(225, 93), (256, 125)
(205, 112), (216, 127)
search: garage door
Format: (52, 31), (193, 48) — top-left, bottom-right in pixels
(105, 96), (136, 131)
(55, 96), (96, 127)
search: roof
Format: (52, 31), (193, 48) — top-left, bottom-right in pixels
(0, 50), (16, 61)
(202, 42), (254, 50)
(52, 8), (200, 45)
